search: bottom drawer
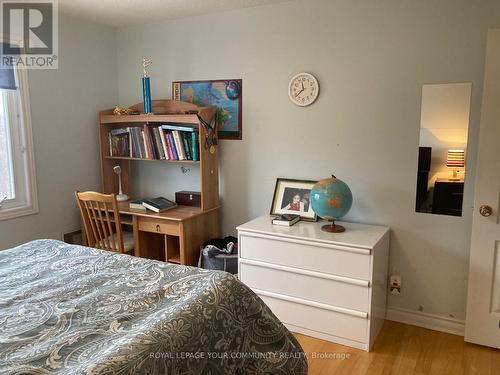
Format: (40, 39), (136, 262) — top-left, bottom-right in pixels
(259, 293), (368, 344)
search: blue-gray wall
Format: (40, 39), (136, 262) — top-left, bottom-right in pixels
(115, 0), (500, 321)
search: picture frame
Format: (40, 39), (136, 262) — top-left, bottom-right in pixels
(172, 79), (242, 140)
(270, 178), (318, 221)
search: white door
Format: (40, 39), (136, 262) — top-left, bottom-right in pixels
(465, 29), (500, 349)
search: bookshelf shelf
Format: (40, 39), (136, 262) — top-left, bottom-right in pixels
(104, 156), (200, 164)
(100, 114), (200, 125)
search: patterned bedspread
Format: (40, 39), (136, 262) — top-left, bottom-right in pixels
(0, 240), (307, 374)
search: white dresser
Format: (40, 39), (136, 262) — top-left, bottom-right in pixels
(237, 216), (390, 351)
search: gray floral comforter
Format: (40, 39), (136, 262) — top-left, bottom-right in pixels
(0, 240), (307, 374)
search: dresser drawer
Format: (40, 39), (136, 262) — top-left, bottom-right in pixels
(240, 260), (370, 311)
(138, 217), (179, 235)
(239, 233), (371, 279)
(259, 292), (368, 344)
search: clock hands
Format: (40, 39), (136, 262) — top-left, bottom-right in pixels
(295, 87), (305, 97)
(294, 80), (306, 97)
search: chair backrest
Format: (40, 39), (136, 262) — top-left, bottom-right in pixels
(75, 191), (125, 253)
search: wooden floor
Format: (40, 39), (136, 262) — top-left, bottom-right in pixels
(294, 321), (500, 375)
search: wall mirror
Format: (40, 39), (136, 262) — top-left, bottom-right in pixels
(415, 82), (472, 217)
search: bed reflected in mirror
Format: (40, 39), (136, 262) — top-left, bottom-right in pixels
(415, 83), (472, 217)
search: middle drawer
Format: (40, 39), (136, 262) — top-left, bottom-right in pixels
(239, 260), (370, 312)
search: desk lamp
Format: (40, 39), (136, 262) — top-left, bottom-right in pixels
(113, 165), (129, 202)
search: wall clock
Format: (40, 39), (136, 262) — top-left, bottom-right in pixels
(288, 72), (319, 106)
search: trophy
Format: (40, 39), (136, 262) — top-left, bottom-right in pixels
(142, 58), (152, 114)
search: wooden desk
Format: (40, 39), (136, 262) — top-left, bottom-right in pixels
(84, 202), (220, 266)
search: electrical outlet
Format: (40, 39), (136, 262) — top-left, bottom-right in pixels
(390, 274), (401, 295)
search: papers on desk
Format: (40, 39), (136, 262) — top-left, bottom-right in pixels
(129, 199), (147, 211)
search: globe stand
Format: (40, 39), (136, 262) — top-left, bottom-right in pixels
(321, 220), (345, 233)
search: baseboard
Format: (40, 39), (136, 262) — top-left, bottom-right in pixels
(386, 307), (465, 336)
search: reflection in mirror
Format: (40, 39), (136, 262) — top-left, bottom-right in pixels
(415, 83), (472, 217)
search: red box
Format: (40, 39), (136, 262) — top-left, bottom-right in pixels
(175, 191), (201, 207)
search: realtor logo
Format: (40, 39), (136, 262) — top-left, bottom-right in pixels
(1, 0), (58, 69)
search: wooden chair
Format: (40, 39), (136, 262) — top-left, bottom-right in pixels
(75, 191), (134, 254)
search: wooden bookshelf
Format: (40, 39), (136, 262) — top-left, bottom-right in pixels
(98, 100), (219, 211)
(92, 100), (221, 266)
(104, 155), (200, 164)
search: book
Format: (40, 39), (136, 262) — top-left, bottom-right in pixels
(109, 128), (130, 157)
(152, 127), (166, 159)
(181, 132), (192, 160)
(149, 126), (160, 159)
(129, 199), (147, 211)
(159, 127), (170, 160)
(272, 214), (300, 226)
(191, 132), (199, 161)
(163, 130), (174, 160)
(141, 130), (149, 159)
(129, 127), (136, 157)
(143, 125), (154, 159)
(142, 197), (177, 213)
(130, 127), (144, 158)
(161, 124), (197, 132)
(167, 132), (179, 160)
(172, 130), (186, 160)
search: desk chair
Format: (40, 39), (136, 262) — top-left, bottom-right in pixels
(75, 191), (134, 254)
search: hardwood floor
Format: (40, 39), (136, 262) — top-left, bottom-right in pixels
(293, 321), (500, 375)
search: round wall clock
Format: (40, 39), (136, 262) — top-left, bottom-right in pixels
(288, 72), (320, 106)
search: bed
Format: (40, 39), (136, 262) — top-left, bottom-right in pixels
(0, 240), (307, 374)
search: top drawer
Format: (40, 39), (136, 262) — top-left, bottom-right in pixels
(239, 232), (371, 280)
(138, 217), (179, 235)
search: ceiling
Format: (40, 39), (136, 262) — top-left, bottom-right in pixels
(59, 0), (290, 27)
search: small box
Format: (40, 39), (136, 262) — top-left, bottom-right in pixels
(175, 191), (201, 207)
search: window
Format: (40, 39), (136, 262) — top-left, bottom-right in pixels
(0, 66), (38, 220)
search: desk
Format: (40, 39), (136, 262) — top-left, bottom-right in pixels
(83, 202), (220, 266)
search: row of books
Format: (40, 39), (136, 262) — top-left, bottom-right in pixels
(109, 124), (200, 161)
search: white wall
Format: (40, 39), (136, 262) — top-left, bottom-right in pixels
(0, 14), (118, 249)
(116, 0), (500, 321)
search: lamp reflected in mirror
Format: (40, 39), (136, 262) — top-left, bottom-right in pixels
(447, 149), (465, 181)
(415, 83), (472, 217)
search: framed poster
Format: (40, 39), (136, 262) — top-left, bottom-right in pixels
(172, 79), (242, 140)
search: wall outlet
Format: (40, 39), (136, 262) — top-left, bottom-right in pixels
(390, 274), (401, 295)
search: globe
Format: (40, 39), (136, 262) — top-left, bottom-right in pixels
(225, 80), (240, 100)
(310, 175), (353, 233)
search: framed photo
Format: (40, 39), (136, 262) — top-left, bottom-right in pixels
(172, 79), (242, 140)
(270, 178), (317, 221)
